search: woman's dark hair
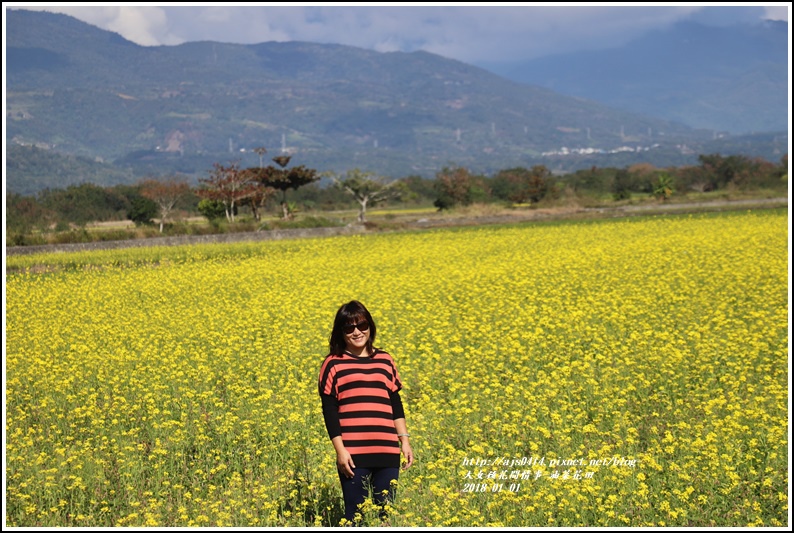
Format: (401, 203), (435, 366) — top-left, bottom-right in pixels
(329, 300), (377, 355)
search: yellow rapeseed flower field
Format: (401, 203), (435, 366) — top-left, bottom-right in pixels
(5, 210), (789, 527)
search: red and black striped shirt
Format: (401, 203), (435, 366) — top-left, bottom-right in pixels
(318, 350), (404, 468)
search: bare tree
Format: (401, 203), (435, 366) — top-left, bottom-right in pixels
(239, 167), (276, 222)
(197, 162), (258, 223)
(139, 176), (191, 232)
(253, 146), (267, 168)
(332, 169), (404, 223)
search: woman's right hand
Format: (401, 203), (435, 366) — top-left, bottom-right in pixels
(336, 448), (356, 478)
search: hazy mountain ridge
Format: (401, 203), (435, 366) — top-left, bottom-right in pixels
(5, 9), (786, 194)
(6, 144), (136, 196)
(481, 20), (788, 134)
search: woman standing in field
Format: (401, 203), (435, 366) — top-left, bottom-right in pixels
(318, 300), (414, 525)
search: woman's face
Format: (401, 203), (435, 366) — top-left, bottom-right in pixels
(343, 318), (370, 352)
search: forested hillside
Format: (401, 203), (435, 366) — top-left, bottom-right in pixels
(6, 145), (137, 195)
(8, 8), (718, 191)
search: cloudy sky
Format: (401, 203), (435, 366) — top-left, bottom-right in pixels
(6, 3), (791, 66)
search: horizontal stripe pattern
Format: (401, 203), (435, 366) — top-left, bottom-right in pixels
(318, 350), (402, 460)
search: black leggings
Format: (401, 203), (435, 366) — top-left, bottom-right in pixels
(338, 466), (399, 523)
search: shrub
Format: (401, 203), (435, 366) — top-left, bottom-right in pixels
(197, 198), (228, 221)
(51, 229), (92, 244)
(8, 232), (47, 247)
(271, 216), (342, 230)
(96, 230), (137, 242)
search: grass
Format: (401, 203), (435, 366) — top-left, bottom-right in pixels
(7, 188), (787, 250)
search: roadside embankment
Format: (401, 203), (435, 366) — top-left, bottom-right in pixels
(5, 225), (367, 256)
(5, 197), (787, 256)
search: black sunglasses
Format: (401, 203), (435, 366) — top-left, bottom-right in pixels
(343, 321), (370, 335)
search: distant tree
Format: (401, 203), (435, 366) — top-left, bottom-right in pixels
(778, 154), (788, 184)
(697, 153), (785, 190)
(566, 166), (616, 194)
(290, 182), (350, 210)
(140, 177), (191, 232)
(6, 192), (54, 233)
(526, 165), (553, 203)
(246, 156), (320, 219)
(400, 175), (437, 204)
(491, 165), (553, 204)
(243, 147), (277, 220)
(627, 162), (656, 175)
(253, 146), (268, 168)
(107, 185), (156, 226)
(652, 172), (675, 202)
(433, 166), (488, 210)
(331, 169), (405, 223)
(127, 194), (159, 226)
(612, 168), (633, 201)
(626, 163), (657, 193)
(675, 164), (712, 193)
(697, 154), (752, 190)
(491, 167), (532, 204)
(197, 198), (229, 221)
(197, 162), (258, 223)
(239, 178), (277, 222)
(741, 157), (781, 189)
(37, 183), (130, 225)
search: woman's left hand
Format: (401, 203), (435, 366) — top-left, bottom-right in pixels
(401, 441), (414, 470)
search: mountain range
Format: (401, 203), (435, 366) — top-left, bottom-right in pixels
(481, 20), (789, 135)
(5, 9), (789, 195)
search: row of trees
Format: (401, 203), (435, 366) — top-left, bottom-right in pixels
(7, 153), (788, 235)
(197, 153), (320, 223)
(578, 154), (788, 201)
(193, 151), (408, 224)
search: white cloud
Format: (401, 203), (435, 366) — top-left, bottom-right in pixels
(8, 4), (787, 63)
(763, 6), (789, 21)
(279, 5), (704, 62)
(18, 5), (176, 46)
(104, 6), (173, 46)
